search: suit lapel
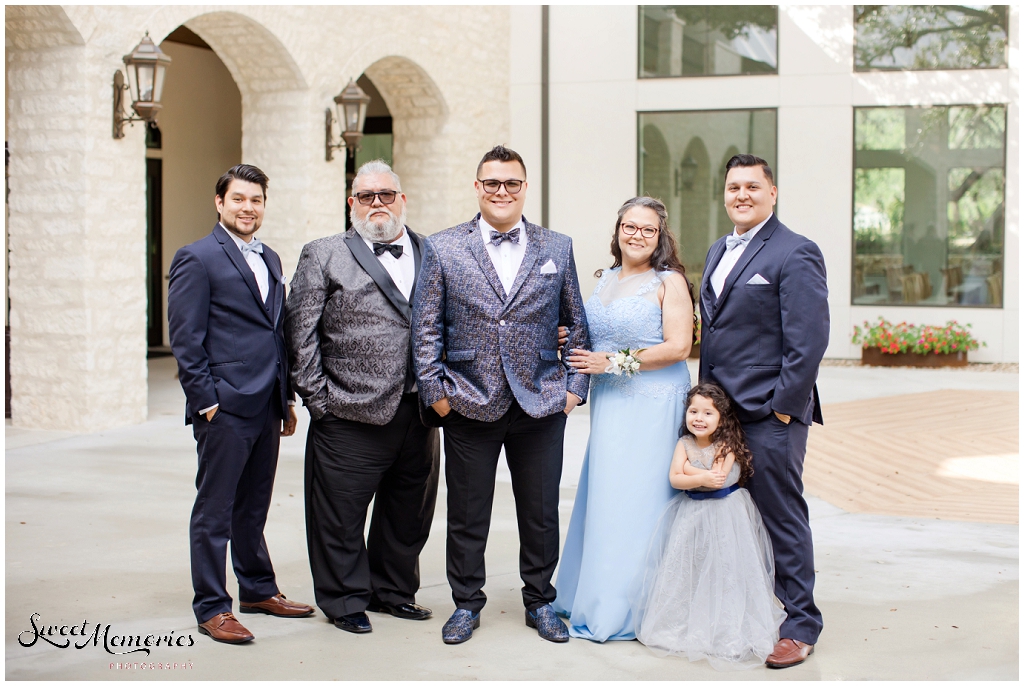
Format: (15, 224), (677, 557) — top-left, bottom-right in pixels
(344, 229), (412, 321)
(504, 222), (540, 306)
(265, 248), (284, 327)
(408, 227), (423, 301)
(467, 217), (507, 303)
(702, 239), (726, 321)
(215, 223), (272, 323)
(713, 215), (779, 314)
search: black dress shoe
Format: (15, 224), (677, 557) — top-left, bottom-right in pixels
(367, 600), (432, 620)
(334, 612), (372, 634)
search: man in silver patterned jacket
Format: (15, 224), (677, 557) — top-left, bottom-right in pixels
(285, 160), (439, 635)
(412, 145), (591, 645)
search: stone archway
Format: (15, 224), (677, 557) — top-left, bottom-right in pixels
(5, 7), (312, 430)
(361, 56), (449, 234)
(158, 11), (313, 272)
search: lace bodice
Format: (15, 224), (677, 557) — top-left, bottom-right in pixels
(681, 436), (740, 490)
(585, 267), (690, 399)
(588, 268), (666, 351)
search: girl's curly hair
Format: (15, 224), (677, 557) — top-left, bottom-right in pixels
(679, 383), (754, 485)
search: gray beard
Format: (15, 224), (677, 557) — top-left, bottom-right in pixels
(351, 205), (406, 243)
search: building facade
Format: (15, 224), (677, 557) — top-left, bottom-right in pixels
(5, 5), (1018, 431)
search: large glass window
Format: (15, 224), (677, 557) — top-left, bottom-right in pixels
(854, 6), (1009, 71)
(853, 105), (1006, 307)
(639, 6), (777, 78)
(638, 109), (777, 287)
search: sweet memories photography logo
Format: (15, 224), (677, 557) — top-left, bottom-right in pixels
(17, 613), (195, 656)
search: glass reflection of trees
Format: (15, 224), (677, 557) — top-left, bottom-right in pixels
(853, 105), (1005, 308)
(640, 6), (777, 77)
(854, 5), (1008, 71)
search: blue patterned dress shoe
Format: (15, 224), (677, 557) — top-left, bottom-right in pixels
(526, 605), (569, 643)
(441, 609), (480, 644)
(334, 612), (372, 634)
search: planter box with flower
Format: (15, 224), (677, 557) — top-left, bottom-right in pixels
(852, 318), (983, 367)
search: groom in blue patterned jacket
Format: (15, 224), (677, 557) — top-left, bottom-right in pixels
(412, 145), (590, 645)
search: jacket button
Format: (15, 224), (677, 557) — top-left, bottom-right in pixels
(499, 320), (506, 326)
(709, 326), (715, 333)
(709, 363), (715, 370)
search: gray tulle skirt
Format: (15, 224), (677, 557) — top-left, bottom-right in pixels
(630, 488), (786, 671)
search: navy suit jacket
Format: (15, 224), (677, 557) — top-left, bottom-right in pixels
(698, 214), (829, 425)
(168, 223), (292, 424)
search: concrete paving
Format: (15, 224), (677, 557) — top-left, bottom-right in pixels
(5, 359), (1018, 680)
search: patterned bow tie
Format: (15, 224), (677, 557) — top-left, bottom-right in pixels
(240, 237), (264, 257)
(373, 242), (404, 259)
(490, 226), (520, 245)
(725, 231), (754, 251)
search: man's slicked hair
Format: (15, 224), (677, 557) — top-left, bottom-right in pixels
(476, 145), (527, 178)
(352, 159), (402, 193)
(216, 164), (269, 200)
(724, 154), (774, 186)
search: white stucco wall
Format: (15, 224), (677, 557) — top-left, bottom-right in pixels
(542, 5), (1018, 362)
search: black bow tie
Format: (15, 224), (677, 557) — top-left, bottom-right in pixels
(490, 226), (520, 245)
(372, 242), (404, 259)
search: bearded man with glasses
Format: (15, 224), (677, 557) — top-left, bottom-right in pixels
(412, 145), (591, 645)
(285, 160), (440, 635)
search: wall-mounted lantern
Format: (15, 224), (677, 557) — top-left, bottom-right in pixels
(674, 155), (699, 195)
(325, 79), (372, 162)
(113, 32), (172, 139)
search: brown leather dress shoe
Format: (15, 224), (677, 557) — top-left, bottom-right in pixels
(197, 612), (254, 644)
(766, 638), (814, 668)
(239, 593), (315, 618)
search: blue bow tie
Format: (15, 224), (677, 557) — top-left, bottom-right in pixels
(490, 226), (520, 245)
(725, 231), (753, 251)
(240, 237), (264, 257)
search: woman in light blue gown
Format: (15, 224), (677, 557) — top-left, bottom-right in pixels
(553, 196), (695, 641)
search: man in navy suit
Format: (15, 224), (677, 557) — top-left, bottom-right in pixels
(168, 164), (314, 644)
(698, 154), (829, 668)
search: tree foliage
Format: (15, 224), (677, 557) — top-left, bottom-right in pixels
(855, 5), (1008, 70)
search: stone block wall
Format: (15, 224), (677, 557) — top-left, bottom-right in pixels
(5, 5), (512, 430)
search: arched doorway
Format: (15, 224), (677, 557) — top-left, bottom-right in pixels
(147, 26), (243, 351)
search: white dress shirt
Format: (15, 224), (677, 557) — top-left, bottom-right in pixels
(224, 224), (270, 303)
(362, 227), (415, 302)
(480, 216), (527, 295)
(710, 214), (773, 297)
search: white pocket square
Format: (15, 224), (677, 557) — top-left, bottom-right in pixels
(540, 259), (558, 274)
(747, 273), (770, 285)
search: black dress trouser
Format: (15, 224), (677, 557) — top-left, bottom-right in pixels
(305, 394), (440, 619)
(742, 413), (823, 645)
(441, 400), (567, 614)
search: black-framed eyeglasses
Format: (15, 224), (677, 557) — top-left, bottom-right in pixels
(354, 190), (398, 205)
(477, 178), (524, 194)
(620, 222), (659, 239)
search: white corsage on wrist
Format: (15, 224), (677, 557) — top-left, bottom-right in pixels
(605, 348), (645, 377)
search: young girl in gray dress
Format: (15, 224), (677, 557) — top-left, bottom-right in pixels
(632, 383), (786, 670)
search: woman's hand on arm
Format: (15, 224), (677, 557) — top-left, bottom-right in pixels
(566, 349), (614, 375)
(631, 273), (694, 372)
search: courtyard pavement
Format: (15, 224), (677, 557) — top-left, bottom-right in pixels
(5, 359), (1018, 680)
